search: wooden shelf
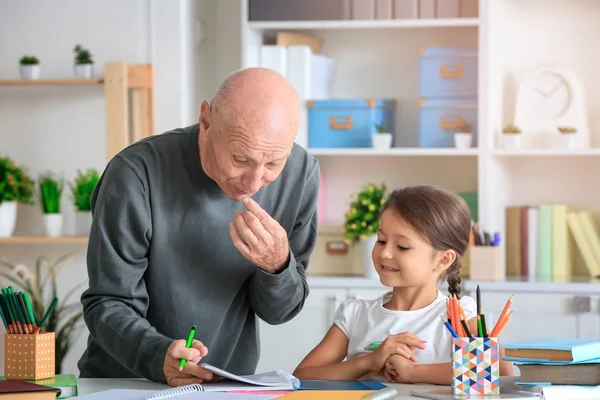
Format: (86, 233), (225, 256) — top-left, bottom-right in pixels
(0, 78), (104, 86)
(248, 18), (479, 31)
(309, 148), (479, 156)
(0, 236), (88, 244)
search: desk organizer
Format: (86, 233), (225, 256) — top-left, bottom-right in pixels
(451, 336), (500, 397)
(4, 332), (55, 380)
(468, 246), (503, 281)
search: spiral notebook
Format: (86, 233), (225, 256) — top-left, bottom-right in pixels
(75, 386), (282, 400)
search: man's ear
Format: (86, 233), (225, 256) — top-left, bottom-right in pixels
(433, 249), (457, 273)
(199, 101), (212, 137)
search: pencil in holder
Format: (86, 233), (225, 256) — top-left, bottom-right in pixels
(451, 336), (500, 397)
(4, 332), (55, 380)
(468, 246), (503, 281)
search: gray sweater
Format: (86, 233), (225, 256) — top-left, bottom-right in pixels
(77, 124), (319, 382)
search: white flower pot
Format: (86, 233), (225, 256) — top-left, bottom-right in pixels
(503, 134), (521, 149)
(360, 235), (379, 279)
(19, 65), (40, 80)
(556, 134), (576, 149)
(0, 201), (18, 238)
(75, 211), (93, 235)
(454, 132), (473, 148)
(372, 133), (393, 149)
(74, 64), (93, 79)
(43, 214), (63, 238)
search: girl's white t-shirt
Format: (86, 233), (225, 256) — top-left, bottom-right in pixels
(333, 290), (477, 365)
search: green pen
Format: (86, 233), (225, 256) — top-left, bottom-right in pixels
(179, 325), (197, 371)
(364, 341), (381, 351)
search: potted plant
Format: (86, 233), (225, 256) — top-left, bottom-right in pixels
(19, 55), (41, 80)
(0, 155), (35, 237)
(557, 126), (577, 149)
(454, 123), (473, 149)
(38, 172), (64, 238)
(69, 168), (100, 235)
(0, 254), (86, 374)
(73, 44), (94, 79)
(344, 182), (387, 279)
(502, 123), (522, 149)
(371, 123), (393, 150)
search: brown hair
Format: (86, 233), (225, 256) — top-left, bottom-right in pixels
(380, 185), (472, 298)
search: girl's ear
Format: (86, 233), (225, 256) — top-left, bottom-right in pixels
(434, 249), (457, 272)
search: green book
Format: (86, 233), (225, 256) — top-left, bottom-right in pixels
(0, 373), (78, 398)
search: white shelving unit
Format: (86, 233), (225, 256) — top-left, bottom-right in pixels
(201, 0), (600, 374)
(238, 0), (600, 282)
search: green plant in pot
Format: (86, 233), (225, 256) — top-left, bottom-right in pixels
(502, 123), (522, 149)
(69, 168), (99, 235)
(19, 55), (41, 80)
(39, 172), (64, 238)
(0, 155), (35, 237)
(557, 126), (577, 149)
(372, 123), (393, 149)
(0, 254), (86, 374)
(344, 182), (387, 278)
(73, 44), (94, 79)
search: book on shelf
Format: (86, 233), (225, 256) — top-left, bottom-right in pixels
(505, 204), (600, 281)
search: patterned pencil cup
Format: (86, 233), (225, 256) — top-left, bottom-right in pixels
(451, 336), (500, 397)
(4, 332), (55, 380)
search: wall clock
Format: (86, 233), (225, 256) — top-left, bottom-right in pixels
(513, 66), (589, 148)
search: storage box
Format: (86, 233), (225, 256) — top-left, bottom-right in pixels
(4, 332), (55, 380)
(418, 98), (477, 148)
(469, 246), (503, 281)
(394, 0), (418, 18)
(375, 0), (393, 19)
(419, 0), (436, 18)
(419, 47), (478, 98)
(307, 225), (362, 276)
(437, 0), (459, 18)
(308, 98), (396, 148)
(451, 336), (500, 397)
(352, 0), (375, 19)
(249, 0), (351, 21)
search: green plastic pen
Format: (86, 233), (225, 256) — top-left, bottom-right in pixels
(179, 325), (197, 371)
(364, 341), (381, 351)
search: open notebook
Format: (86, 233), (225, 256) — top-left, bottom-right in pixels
(198, 363), (299, 391)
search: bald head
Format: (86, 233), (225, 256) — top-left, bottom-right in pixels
(209, 68), (300, 140)
(197, 68), (301, 201)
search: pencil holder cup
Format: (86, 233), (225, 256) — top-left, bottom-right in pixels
(468, 246), (503, 281)
(451, 336), (500, 397)
(4, 332), (55, 380)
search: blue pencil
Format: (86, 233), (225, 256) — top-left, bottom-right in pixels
(440, 315), (459, 338)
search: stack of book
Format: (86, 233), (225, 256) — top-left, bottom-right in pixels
(502, 338), (600, 386)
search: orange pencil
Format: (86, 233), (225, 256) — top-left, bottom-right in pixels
(491, 294), (513, 336)
(490, 310), (513, 337)
(451, 295), (465, 337)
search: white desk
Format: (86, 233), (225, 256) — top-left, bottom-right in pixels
(77, 377), (533, 399)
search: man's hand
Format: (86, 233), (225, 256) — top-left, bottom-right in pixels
(229, 196), (290, 274)
(163, 339), (217, 387)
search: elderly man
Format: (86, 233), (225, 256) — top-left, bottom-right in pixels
(77, 68), (320, 387)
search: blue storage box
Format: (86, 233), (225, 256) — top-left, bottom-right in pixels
(419, 47), (478, 98)
(307, 98), (396, 148)
(418, 98), (477, 148)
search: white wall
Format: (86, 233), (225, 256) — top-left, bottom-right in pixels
(0, 0), (223, 375)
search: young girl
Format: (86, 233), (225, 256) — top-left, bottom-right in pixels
(293, 185), (513, 385)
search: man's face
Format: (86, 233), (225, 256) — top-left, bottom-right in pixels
(199, 102), (296, 201)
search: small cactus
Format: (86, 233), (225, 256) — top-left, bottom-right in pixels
(502, 124), (522, 134)
(557, 126), (577, 134)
